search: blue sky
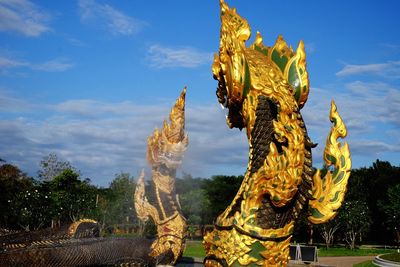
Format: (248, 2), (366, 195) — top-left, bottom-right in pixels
(1, 0), (399, 186)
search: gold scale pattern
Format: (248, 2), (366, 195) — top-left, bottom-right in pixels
(204, 1), (351, 266)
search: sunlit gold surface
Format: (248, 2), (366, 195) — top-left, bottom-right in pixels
(134, 88), (188, 265)
(205, 1), (351, 266)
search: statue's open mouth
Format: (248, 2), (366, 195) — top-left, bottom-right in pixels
(215, 70), (245, 129)
(215, 71), (228, 108)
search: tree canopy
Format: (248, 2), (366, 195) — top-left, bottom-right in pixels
(1, 156), (399, 246)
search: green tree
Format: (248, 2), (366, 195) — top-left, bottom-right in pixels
(48, 169), (97, 223)
(202, 175), (243, 222)
(346, 167), (370, 202)
(0, 163), (34, 229)
(15, 181), (54, 230)
(292, 209), (314, 244)
(378, 184), (400, 246)
(100, 172), (136, 227)
(176, 174), (212, 226)
(338, 200), (371, 249)
(176, 173), (204, 194)
(365, 160), (400, 244)
(38, 153), (77, 181)
(315, 217), (341, 249)
(180, 189), (211, 225)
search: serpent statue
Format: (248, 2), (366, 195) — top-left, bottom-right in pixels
(134, 87), (188, 265)
(203, 1), (351, 266)
(0, 88), (188, 267)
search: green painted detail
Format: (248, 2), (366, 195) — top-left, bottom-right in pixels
(272, 195), (280, 202)
(310, 207), (324, 218)
(326, 154), (337, 165)
(243, 61), (251, 98)
(249, 95), (254, 105)
(340, 155), (346, 168)
(294, 87), (301, 103)
(335, 171), (345, 184)
(330, 191), (340, 203)
(249, 241), (265, 260)
(271, 50), (288, 73)
(232, 260), (243, 267)
(284, 124), (293, 132)
(213, 235), (220, 241)
(250, 230), (259, 237)
(299, 68), (304, 75)
(287, 60), (301, 102)
(254, 45), (268, 56)
(332, 168), (339, 180)
(318, 196), (325, 203)
(320, 167), (328, 178)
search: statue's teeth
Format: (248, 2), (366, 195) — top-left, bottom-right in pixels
(220, 103), (226, 110)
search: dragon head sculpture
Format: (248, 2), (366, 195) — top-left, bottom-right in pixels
(213, 0), (309, 132)
(204, 1), (351, 266)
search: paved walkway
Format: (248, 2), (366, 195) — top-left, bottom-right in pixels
(318, 256), (375, 267)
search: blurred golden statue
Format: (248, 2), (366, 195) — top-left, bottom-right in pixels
(134, 87), (188, 265)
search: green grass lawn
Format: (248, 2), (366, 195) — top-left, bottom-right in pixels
(183, 240), (397, 259)
(380, 252), (400, 262)
(353, 252), (400, 267)
(184, 240), (206, 258)
(318, 247), (396, 257)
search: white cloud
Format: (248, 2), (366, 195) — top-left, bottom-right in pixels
(0, 0), (50, 37)
(303, 81), (400, 132)
(1, 80), (399, 185)
(350, 140), (400, 155)
(0, 56), (28, 68)
(336, 60), (400, 78)
(0, 92), (247, 185)
(0, 56), (73, 72)
(32, 58), (74, 72)
(147, 44), (213, 69)
(301, 80), (400, 168)
(78, 0), (145, 36)
(0, 90), (34, 112)
(304, 42), (316, 54)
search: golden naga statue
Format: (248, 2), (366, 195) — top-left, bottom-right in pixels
(134, 87), (188, 265)
(203, 1), (351, 266)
